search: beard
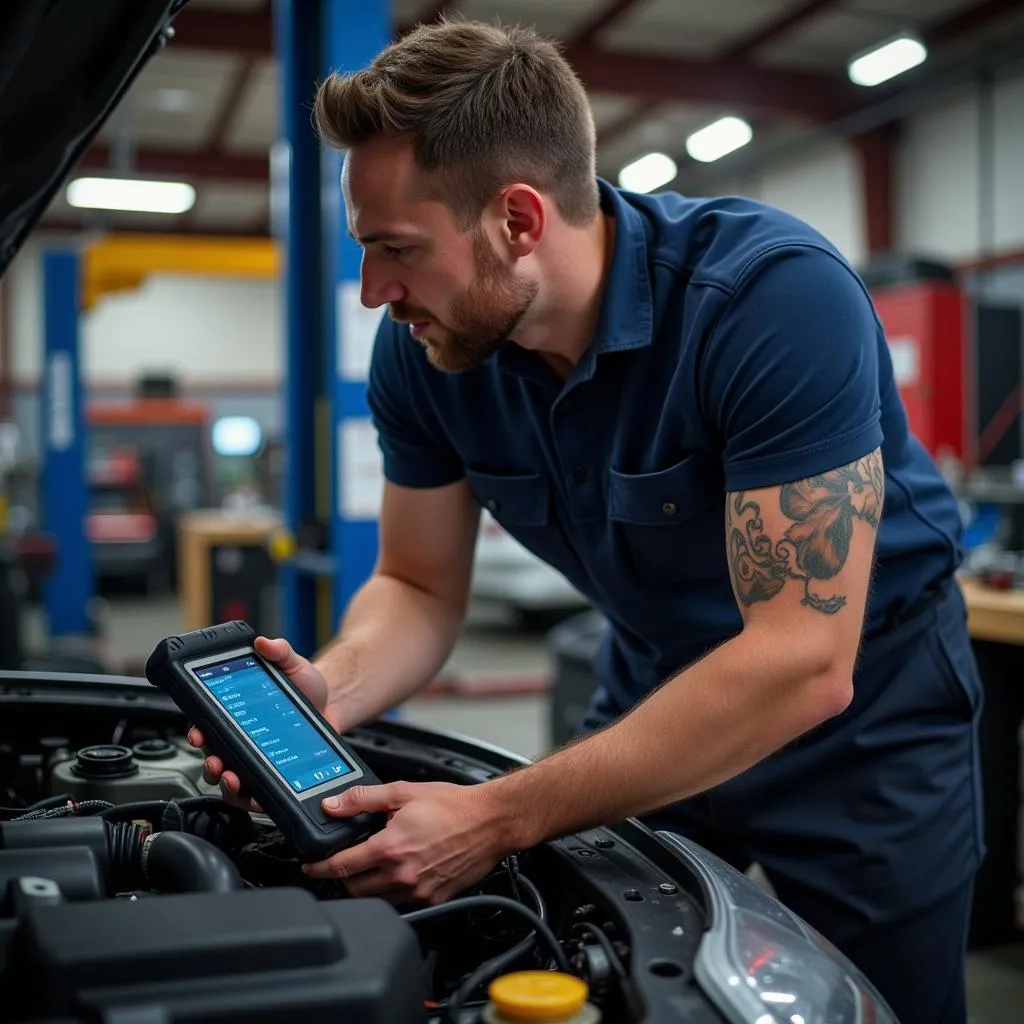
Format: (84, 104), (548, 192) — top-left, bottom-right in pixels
(390, 229), (538, 374)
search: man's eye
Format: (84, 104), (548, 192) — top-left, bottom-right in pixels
(382, 245), (407, 259)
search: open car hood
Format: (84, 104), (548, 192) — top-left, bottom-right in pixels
(0, 0), (186, 276)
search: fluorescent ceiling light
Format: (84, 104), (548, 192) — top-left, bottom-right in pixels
(685, 116), (753, 164)
(848, 34), (927, 87)
(66, 177), (196, 214)
(153, 87), (195, 112)
(619, 152), (677, 194)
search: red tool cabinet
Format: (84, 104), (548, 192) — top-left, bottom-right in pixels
(872, 281), (971, 463)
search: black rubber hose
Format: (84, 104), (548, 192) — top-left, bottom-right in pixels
(140, 831), (245, 894)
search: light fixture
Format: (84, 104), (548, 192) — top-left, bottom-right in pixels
(66, 177), (196, 214)
(848, 33), (927, 87)
(618, 152), (678, 194)
(685, 116), (753, 164)
(152, 87), (195, 112)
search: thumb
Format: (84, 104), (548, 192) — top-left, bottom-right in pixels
(254, 635), (304, 672)
(323, 782), (412, 817)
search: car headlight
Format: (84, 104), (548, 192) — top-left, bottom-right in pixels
(655, 832), (898, 1024)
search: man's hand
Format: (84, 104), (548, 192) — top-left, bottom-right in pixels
(187, 635), (335, 811)
(302, 781), (511, 905)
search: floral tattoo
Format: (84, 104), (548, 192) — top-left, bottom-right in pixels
(726, 450), (884, 615)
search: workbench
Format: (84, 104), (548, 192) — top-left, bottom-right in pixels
(178, 509), (282, 635)
(962, 577), (1024, 646)
(958, 576), (1024, 947)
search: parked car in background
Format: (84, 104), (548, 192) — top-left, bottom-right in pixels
(472, 510), (589, 629)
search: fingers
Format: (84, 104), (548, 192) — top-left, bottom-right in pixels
(187, 727), (204, 748)
(200, 756), (249, 809)
(303, 832), (390, 881)
(201, 754), (223, 786)
(322, 782), (411, 819)
(254, 635), (305, 673)
(343, 872), (419, 906)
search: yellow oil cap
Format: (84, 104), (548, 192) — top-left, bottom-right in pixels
(487, 971), (590, 1022)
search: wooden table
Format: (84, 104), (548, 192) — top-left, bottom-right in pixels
(961, 577), (1024, 646)
(178, 509), (282, 632)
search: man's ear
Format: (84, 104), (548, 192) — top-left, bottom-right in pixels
(496, 184), (544, 257)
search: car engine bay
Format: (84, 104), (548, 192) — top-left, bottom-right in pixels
(0, 670), (723, 1023)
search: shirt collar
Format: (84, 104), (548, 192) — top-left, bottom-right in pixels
(498, 178), (654, 384)
(588, 177), (655, 357)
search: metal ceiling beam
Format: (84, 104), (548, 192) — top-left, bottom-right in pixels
(399, 0), (460, 35)
(37, 218), (269, 239)
(722, 0), (839, 60)
(927, 0), (1023, 45)
(168, 5), (272, 59)
(77, 146), (269, 184)
(570, 0), (647, 46)
(206, 60), (256, 152)
(569, 46), (860, 120)
(679, 26), (1024, 195)
(170, 1), (463, 51)
(597, 0), (843, 147)
(167, 5), (855, 119)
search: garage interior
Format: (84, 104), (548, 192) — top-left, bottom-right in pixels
(3, 0), (1024, 1020)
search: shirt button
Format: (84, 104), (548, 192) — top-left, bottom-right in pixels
(570, 466), (588, 484)
(662, 501), (678, 517)
(486, 498), (500, 513)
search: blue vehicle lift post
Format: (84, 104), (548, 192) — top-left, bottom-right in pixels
(273, 0), (323, 657)
(321, 1), (390, 631)
(41, 249), (94, 637)
(275, 0), (390, 652)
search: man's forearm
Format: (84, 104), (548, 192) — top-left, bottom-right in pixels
(487, 624), (853, 848)
(314, 572), (464, 728)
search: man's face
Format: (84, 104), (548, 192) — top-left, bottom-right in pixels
(344, 138), (537, 373)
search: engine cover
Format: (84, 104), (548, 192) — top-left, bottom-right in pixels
(4, 887), (428, 1023)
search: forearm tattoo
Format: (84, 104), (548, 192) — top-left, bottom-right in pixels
(726, 450), (884, 615)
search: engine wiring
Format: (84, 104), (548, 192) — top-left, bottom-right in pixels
(403, 895), (571, 975)
(438, 863), (552, 1022)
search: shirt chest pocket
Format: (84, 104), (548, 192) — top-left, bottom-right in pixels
(464, 468), (581, 579)
(609, 455), (726, 584)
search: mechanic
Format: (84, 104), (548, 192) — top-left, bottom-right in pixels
(193, 18), (982, 1024)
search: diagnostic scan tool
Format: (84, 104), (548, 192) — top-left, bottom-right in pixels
(146, 621), (384, 861)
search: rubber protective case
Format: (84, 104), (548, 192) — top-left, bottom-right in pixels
(145, 620), (384, 861)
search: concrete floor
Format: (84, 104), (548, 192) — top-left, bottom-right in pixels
(22, 591), (1024, 1021)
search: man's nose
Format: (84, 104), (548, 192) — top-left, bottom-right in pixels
(360, 261), (405, 309)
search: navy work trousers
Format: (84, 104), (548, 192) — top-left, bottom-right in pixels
(632, 583), (985, 1024)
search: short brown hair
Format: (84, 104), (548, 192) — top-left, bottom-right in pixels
(313, 18), (600, 229)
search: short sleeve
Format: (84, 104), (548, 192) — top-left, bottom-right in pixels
(366, 318), (465, 488)
(700, 245), (884, 492)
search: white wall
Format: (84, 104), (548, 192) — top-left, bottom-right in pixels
(993, 61), (1024, 254)
(9, 240), (43, 383)
(8, 238), (282, 385)
(717, 63), (1024, 270)
(897, 85), (982, 262)
(756, 141), (866, 266)
(84, 275), (281, 384)
(897, 63), (1024, 262)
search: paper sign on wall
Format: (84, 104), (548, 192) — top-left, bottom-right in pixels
(888, 336), (920, 388)
(338, 418), (384, 520)
(47, 351), (74, 452)
(337, 281), (384, 382)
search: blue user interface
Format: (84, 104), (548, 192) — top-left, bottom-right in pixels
(195, 655), (353, 794)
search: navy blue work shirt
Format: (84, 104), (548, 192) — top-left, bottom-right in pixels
(366, 179), (964, 719)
